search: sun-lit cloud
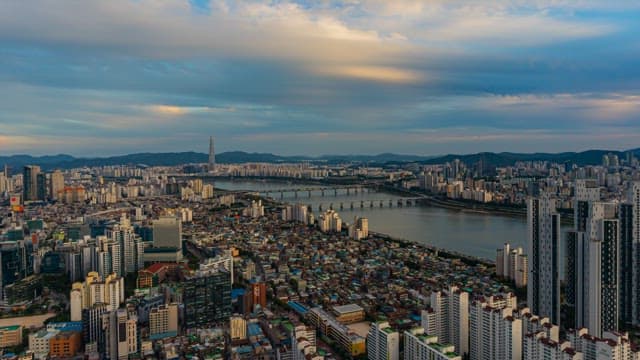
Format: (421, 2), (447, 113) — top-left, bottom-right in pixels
(312, 65), (425, 84)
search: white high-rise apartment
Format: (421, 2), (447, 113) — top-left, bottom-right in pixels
(469, 293), (521, 360)
(421, 286), (469, 356)
(496, 243), (528, 288)
(567, 328), (640, 359)
(107, 214), (142, 275)
(523, 332), (582, 360)
(70, 272), (124, 320)
(527, 194), (561, 325)
(367, 321), (399, 360)
(404, 327), (461, 360)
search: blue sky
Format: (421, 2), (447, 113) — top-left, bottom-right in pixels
(0, 0), (639, 156)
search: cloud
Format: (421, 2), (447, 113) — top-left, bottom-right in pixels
(311, 65), (425, 84)
(0, 1), (639, 155)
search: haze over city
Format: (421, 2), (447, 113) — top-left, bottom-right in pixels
(1, 1), (640, 156)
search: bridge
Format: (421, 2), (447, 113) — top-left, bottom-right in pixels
(294, 197), (426, 211)
(258, 185), (374, 199)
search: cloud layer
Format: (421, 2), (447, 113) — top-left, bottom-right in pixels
(0, 0), (639, 156)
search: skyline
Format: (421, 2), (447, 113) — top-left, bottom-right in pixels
(1, 1), (640, 156)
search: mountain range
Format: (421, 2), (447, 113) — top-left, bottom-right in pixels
(1, 148), (638, 172)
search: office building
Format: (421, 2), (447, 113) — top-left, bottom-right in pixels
(527, 194), (561, 325)
(149, 303), (178, 340)
(421, 285), (469, 356)
(82, 303), (109, 353)
(404, 327), (461, 360)
(152, 215), (182, 249)
(183, 262), (232, 328)
(23, 165), (43, 201)
(367, 321), (399, 360)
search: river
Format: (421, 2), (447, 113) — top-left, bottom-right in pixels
(213, 180), (528, 260)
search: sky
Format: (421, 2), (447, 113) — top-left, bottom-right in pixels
(0, 0), (639, 157)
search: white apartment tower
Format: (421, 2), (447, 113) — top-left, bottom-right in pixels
(404, 327), (462, 360)
(469, 293), (520, 360)
(527, 194), (561, 325)
(367, 321), (399, 360)
(421, 286), (469, 356)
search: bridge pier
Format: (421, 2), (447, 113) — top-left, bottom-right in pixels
(361, 201), (364, 208)
(280, 192), (284, 199)
(346, 188), (350, 195)
(370, 201), (374, 208)
(350, 202), (354, 209)
(334, 189), (338, 196)
(329, 203), (333, 210)
(319, 204), (323, 211)
(340, 202), (343, 210)
(321, 190), (325, 197)
(294, 190), (298, 198)
(380, 201), (383, 208)
(308, 190), (312, 198)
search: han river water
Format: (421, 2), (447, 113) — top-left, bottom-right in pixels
(213, 180), (528, 260)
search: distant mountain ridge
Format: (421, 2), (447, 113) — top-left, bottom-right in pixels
(1, 148), (638, 172)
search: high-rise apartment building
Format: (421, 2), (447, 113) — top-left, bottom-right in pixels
(527, 194), (561, 325)
(469, 293), (520, 360)
(366, 321), (399, 360)
(49, 170), (64, 200)
(421, 286), (469, 356)
(404, 327), (462, 360)
(106, 214), (143, 275)
(496, 243), (528, 288)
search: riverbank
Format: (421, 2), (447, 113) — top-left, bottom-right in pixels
(369, 231), (496, 266)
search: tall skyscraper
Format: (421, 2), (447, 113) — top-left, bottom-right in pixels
(527, 194), (561, 325)
(631, 182), (640, 326)
(208, 136), (215, 172)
